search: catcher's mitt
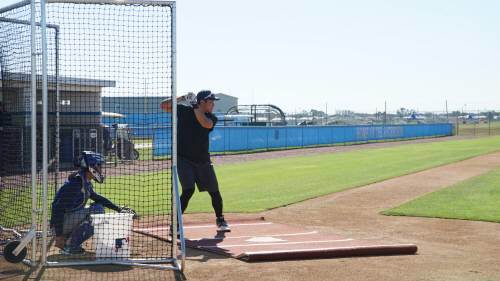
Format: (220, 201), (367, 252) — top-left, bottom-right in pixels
(119, 206), (139, 219)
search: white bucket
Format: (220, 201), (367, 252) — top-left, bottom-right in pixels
(91, 213), (133, 259)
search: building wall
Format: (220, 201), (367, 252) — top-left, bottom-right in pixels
(3, 87), (31, 126)
(102, 96), (165, 114)
(2, 88), (102, 126)
(58, 91), (101, 125)
(214, 93), (238, 114)
(2, 86), (105, 169)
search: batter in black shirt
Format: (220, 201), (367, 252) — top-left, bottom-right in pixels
(177, 104), (217, 163)
(161, 90), (230, 232)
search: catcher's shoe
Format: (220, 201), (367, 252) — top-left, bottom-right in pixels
(216, 216), (230, 232)
(60, 245), (86, 256)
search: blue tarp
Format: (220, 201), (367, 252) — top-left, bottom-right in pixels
(153, 123), (453, 157)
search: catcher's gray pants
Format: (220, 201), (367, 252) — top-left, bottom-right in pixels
(62, 203), (104, 236)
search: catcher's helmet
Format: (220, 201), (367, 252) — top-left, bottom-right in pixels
(75, 151), (105, 183)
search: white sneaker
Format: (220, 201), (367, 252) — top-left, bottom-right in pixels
(216, 216), (231, 232)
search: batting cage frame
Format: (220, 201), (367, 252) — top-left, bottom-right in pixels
(1, 0), (61, 268)
(0, 0), (185, 272)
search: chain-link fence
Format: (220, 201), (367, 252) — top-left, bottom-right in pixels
(285, 109), (500, 137)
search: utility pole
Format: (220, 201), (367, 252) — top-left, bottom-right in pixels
(384, 101), (387, 125)
(489, 111), (492, 136)
(445, 100), (449, 122)
(325, 102), (328, 125)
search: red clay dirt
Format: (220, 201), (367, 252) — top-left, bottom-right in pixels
(178, 151), (500, 281)
(2, 137), (500, 281)
(134, 218), (417, 262)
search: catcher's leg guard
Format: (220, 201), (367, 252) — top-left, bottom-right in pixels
(67, 204), (103, 250)
(68, 219), (94, 250)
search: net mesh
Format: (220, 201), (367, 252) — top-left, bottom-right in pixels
(1, 1), (175, 265)
(0, 4), (34, 241)
(46, 1), (174, 262)
(0, 2), (58, 261)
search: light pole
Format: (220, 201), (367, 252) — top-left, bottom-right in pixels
(325, 102), (328, 125)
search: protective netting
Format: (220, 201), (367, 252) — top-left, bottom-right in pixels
(1, 0), (175, 267)
(0, 3), (34, 242)
(0, 2), (58, 262)
(46, 2), (174, 263)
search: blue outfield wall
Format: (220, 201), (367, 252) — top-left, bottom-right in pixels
(153, 123), (453, 157)
(103, 113), (172, 138)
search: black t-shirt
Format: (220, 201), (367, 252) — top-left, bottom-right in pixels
(177, 104), (218, 163)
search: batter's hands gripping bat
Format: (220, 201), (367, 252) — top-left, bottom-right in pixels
(160, 92), (197, 111)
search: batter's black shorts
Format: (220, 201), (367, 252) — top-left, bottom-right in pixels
(177, 156), (219, 193)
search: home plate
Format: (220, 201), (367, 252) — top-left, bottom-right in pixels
(246, 236), (286, 243)
(133, 218), (418, 262)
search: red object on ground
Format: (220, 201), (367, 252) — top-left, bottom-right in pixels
(134, 218), (417, 262)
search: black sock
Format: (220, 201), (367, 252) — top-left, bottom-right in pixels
(209, 191), (223, 218)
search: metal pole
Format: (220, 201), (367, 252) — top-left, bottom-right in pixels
(445, 100), (449, 122)
(120, 136), (124, 159)
(114, 124), (118, 166)
(382, 101), (387, 142)
(40, 0), (49, 265)
(489, 112), (492, 136)
(384, 101), (387, 125)
(48, 0), (175, 5)
(0, 0), (30, 14)
(170, 2), (184, 269)
(0, 17), (58, 29)
(173, 167), (185, 271)
(29, 0), (38, 265)
(55, 30), (60, 193)
(325, 102), (328, 125)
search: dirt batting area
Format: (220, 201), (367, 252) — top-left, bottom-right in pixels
(2, 136), (500, 281)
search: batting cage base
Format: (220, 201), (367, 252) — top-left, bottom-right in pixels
(45, 258), (181, 271)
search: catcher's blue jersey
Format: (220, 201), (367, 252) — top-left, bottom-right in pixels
(50, 173), (119, 236)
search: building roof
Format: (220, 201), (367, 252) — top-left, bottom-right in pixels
(0, 72), (116, 88)
(216, 93), (238, 100)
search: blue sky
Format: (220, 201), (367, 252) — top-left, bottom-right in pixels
(2, 0), (499, 113)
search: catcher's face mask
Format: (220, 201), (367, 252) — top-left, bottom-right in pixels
(89, 164), (105, 184)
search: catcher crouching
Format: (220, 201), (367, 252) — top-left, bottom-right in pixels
(50, 151), (137, 255)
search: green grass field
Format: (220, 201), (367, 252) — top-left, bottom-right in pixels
(99, 136), (500, 214)
(383, 167), (500, 223)
(2, 136), (500, 227)
(457, 121), (500, 136)
(458, 121), (500, 129)
(0, 185), (55, 228)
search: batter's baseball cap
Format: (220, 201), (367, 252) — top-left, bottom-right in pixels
(196, 90), (220, 103)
